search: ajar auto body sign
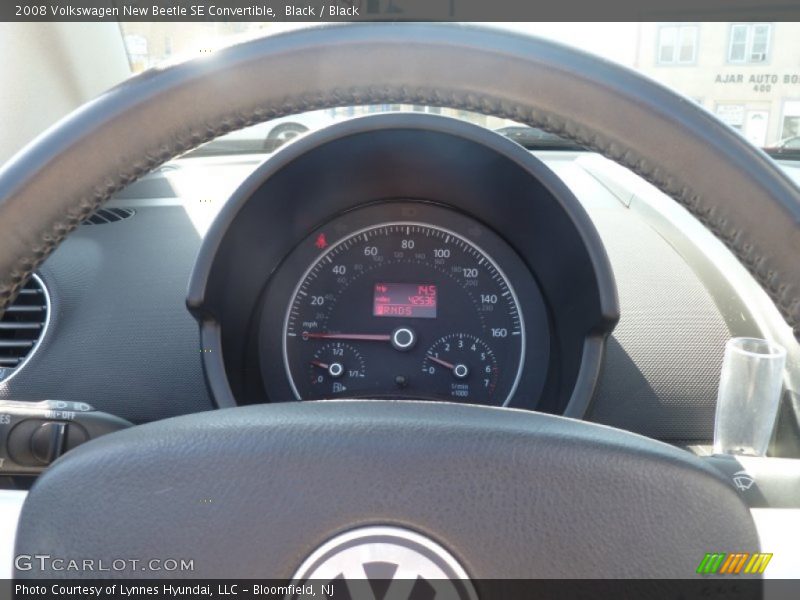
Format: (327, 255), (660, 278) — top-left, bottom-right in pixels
(715, 72), (800, 92)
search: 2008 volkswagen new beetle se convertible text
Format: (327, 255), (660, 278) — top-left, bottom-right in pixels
(1, 18), (800, 592)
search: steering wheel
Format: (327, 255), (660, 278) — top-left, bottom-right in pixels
(3, 23), (797, 580)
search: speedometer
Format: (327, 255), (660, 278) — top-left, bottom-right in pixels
(278, 203), (549, 407)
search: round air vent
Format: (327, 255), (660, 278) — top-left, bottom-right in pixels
(0, 274), (49, 383)
(82, 207), (135, 225)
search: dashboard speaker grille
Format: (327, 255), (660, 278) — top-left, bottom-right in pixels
(0, 275), (49, 381)
(82, 207), (135, 225)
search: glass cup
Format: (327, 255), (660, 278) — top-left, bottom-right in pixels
(713, 337), (786, 456)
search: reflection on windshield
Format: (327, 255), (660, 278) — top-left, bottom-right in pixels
(183, 106), (530, 157)
(120, 21), (800, 150)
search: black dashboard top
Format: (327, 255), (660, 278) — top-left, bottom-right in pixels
(2, 115), (782, 444)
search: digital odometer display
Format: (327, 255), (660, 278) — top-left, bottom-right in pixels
(373, 283), (437, 318)
(282, 220), (528, 406)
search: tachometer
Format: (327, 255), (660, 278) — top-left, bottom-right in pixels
(422, 333), (499, 401)
(283, 220), (527, 405)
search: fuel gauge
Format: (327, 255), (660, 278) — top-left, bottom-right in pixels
(309, 342), (366, 396)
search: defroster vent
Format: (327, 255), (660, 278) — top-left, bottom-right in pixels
(0, 275), (49, 382)
(82, 207), (135, 225)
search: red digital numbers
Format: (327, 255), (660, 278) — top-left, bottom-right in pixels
(374, 283), (437, 318)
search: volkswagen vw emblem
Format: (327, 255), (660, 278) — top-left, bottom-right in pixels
(290, 526), (477, 600)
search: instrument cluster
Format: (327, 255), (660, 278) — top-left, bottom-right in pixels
(188, 113), (618, 415)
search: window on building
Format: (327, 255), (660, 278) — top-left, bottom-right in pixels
(657, 25), (698, 64)
(728, 23), (771, 63)
(716, 104), (745, 131)
(782, 100), (800, 143)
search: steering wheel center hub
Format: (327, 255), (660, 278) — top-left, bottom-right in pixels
(291, 526), (476, 598)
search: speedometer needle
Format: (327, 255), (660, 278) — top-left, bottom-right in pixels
(304, 328), (416, 352)
(303, 332), (392, 342)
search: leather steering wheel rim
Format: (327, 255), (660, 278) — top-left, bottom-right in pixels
(0, 23), (799, 339)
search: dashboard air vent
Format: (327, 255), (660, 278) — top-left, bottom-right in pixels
(0, 275), (49, 382)
(82, 207), (135, 225)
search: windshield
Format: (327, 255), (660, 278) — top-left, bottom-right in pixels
(119, 22), (800, 155)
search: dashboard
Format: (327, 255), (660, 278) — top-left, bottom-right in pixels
(2, 112), (797, 450)
(188, 114), (618, 414)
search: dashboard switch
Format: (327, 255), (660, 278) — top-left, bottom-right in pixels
(0, 400), (130, 475)
(28, 421), (89, 466)
(30, 421), (66, 465)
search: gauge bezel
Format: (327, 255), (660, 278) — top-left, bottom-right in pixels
(273, 208), (547, 407)
(188, 112), (619, 415)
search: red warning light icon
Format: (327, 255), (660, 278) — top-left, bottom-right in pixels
(315, 233), (328, 249)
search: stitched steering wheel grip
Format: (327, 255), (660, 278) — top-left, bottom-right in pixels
(0, 24), (799, 339)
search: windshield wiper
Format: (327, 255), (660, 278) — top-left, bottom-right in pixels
(495, 126), (586, 151)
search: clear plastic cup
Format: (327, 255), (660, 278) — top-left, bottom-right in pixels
(713, 337), (786, 456)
